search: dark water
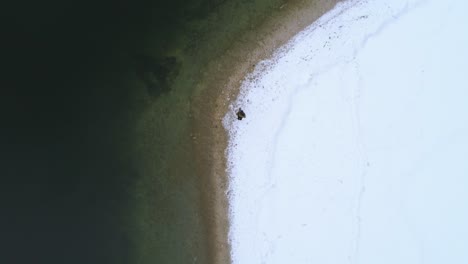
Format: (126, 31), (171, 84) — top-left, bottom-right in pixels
(1, 0), (283, 263)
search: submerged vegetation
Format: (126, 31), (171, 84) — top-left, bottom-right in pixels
(135, 55), (181, 97)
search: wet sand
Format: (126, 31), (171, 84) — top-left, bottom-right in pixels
(190, 0), (342, 263)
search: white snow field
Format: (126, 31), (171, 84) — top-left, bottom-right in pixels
(224, 0), (468, 263)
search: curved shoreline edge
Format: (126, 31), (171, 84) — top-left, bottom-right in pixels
(191, 1), (342, 263)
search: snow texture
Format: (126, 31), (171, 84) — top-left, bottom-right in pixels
(224, 0), (468, 263)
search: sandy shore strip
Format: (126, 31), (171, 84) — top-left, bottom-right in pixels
(190, 0), (342, 263)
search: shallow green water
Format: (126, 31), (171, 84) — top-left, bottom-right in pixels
(2, 0), (284, 263)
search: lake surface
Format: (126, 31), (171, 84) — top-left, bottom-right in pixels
(2, 0), (285, 263)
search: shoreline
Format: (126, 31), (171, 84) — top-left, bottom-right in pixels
(190, 0), (342, 263)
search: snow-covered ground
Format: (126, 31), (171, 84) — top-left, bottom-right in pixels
(224, 0), (468, 263)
